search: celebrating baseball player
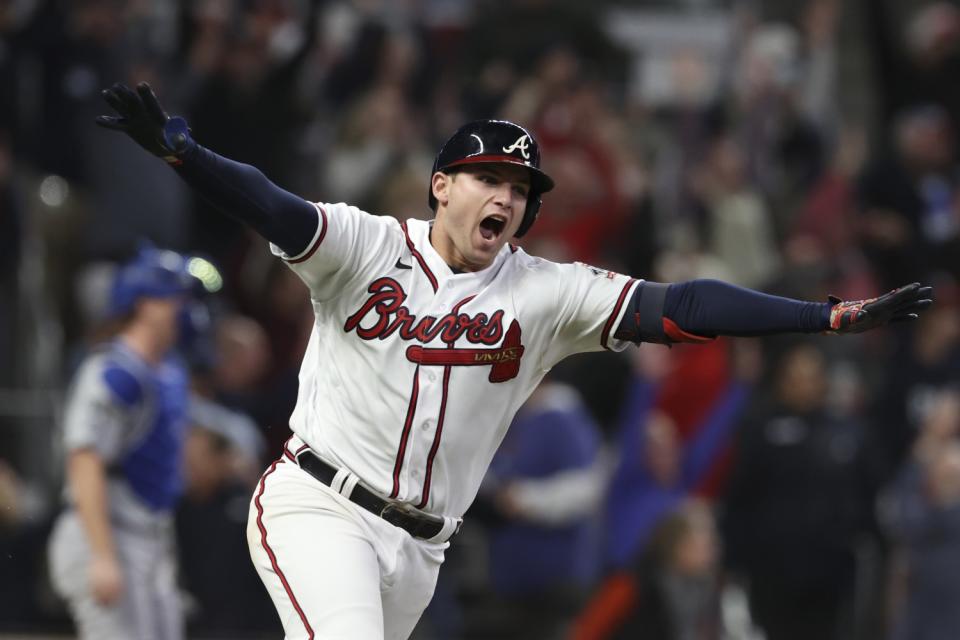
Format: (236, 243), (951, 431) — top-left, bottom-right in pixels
(96, 82), (932, 640)
(48, 245), (208, 640)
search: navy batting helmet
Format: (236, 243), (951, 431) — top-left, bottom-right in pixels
(429, 120), (555, 238)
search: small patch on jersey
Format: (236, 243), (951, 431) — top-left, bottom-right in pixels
(575, 261), (619, 280)
(395, 258), (412, 270)
(102, 365), (144, 407)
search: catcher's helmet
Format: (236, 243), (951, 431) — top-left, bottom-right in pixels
(429, 120), (555, 238)
(108, 243), (199, 318)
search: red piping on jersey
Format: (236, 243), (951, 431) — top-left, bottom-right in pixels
(281, 436), (295, 461)
(255, 460), (314, 639)
(287, 206), (328, 265)
(282, 440), (309, 462)
(601, 279), (637, 350)
(391, 366), (421, 498)
(415, 295), (475, 509)
(417, 363), (451, 509)
(453, 296), (478, 312)
(401, 222), (438, 292)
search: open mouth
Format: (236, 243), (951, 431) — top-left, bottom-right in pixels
(479, 215), (507, 241)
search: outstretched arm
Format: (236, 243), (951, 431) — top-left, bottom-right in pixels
(616, 279), (932, 344)
(96, 82), (316, 257)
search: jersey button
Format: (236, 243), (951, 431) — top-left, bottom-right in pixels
(422, 420), (433, 431)
(427, 371), (437, 382)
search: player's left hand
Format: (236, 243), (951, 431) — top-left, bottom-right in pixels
(828, 282), (933, 333)
(96, 81), (193, 163)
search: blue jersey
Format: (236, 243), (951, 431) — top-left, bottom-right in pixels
(62, 339), (190, 513)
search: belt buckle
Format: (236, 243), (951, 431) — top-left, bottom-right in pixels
(380, 502), (416, 535)
(380, 501), (415, 523)
(380, 502), (444, 539)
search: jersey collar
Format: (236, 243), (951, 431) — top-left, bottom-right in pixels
(406, 218), (512, 288)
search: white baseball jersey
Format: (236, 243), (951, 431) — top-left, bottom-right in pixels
(270, 203), (640, 519)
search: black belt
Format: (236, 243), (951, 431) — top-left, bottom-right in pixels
(296, 449), (457, 542)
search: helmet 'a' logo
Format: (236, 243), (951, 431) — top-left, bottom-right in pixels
(502, 134), (531, 159)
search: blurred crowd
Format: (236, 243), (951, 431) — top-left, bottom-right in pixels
(1, 0), (959, 638)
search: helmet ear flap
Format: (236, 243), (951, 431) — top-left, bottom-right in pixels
(513, 195), (540, 238)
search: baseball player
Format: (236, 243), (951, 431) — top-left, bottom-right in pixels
(48, 244), (207, 640)
(95, 82), (932, 640)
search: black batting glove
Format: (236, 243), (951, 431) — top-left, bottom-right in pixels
(828, 283), (933, 333)
(96, 82), (193, 164)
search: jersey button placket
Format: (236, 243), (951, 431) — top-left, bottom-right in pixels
(435, 279), (453, 309)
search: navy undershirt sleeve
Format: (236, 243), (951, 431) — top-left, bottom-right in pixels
(661, 279), (831, 337)
(174, 144), (317, 257)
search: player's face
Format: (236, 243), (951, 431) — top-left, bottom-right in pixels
(138, 296), (184, 350)
(431, 163), (530, 272)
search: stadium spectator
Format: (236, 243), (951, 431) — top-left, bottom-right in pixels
(880, 389), (960, 640)
(473, 380), (605, 640)
(722, 341), (876, 640)
(603, 341), (752, 570)
(176, 402), (276, 635)
(573, 499), (722, 640)
(874, 278), (960, 480)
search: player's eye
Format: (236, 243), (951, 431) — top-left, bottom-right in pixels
(513, 185), (529, 198)
(478, 174), (496, 185)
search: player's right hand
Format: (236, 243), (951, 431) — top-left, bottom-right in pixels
(96, 82), (193, 164)
(89, 553), (125, 605)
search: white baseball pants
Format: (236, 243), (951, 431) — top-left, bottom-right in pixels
(247, 455), (447, 640)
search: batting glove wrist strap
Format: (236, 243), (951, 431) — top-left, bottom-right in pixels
(160, 117), (195, 163)
(828, 283), (933, 333)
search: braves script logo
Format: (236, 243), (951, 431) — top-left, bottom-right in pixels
(502, 134), (531, 159)
(344, 277), (524, 382)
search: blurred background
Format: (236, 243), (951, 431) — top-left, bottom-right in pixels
(1, 0), (959, 638)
